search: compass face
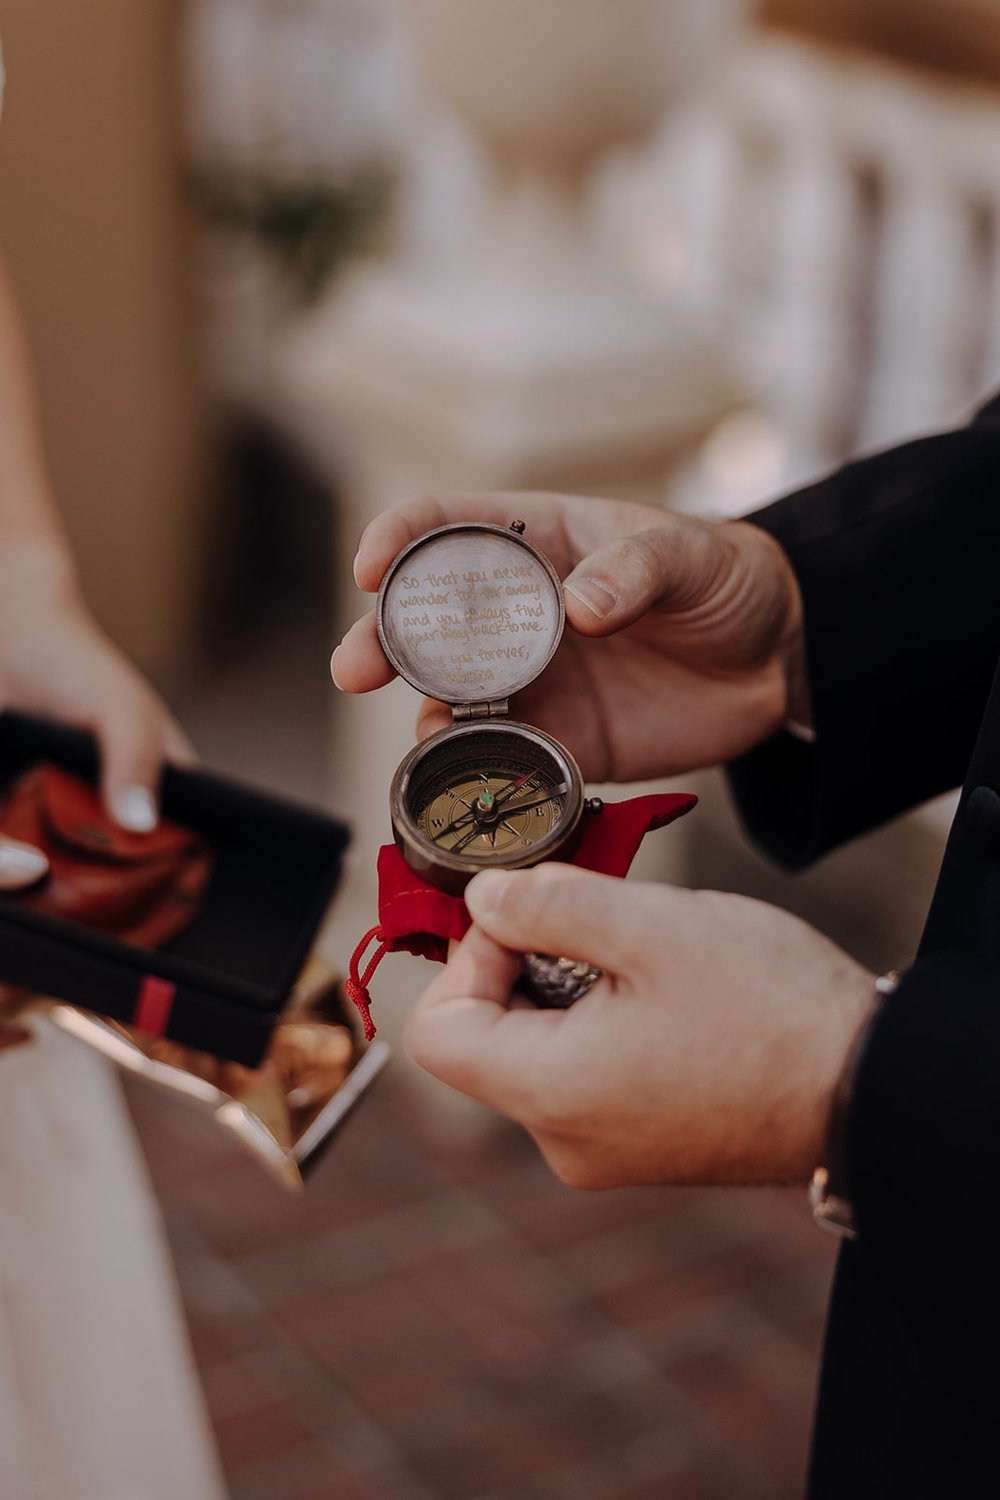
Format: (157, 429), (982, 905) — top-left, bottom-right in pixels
(391, 722), (585, 893)
(417, 764), (566, 858)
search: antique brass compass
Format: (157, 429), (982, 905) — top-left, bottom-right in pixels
(379, 520), (602, 1006)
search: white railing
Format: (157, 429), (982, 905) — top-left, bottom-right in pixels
(619, 32), (1000, 513)
(184, 0), (406, 173)
(186, 12), (1000, 513)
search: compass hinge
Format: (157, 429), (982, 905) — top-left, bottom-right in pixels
(453, 699), (510, 722)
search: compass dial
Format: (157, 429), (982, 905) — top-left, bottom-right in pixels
(391, 722), (585, 893)
(416, 766), (568, 857)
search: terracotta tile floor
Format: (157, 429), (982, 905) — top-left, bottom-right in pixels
(138, 597), (844, 1498)
(128, 1068), (836, 1500)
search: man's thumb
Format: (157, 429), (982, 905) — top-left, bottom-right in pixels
(465, 864), (644, 975)
(563, 522), (720, 636)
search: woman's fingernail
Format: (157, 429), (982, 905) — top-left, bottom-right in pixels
(330, 646), (344, 687)
(111, 785), (158, 833)
(565, 576), (618, 619)
(0, 840), (49, 889)
(466, 871), (512, 916)
(352, 554), (363, 588)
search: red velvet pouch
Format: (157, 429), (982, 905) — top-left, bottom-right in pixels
(348, 791), (697, 1037)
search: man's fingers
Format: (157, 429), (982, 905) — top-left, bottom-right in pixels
(331, 616), (449, 723)
(331, 612), (397, 693)
(404, 923), (560, 1113)
(0, 837), (49, 890)
(352, 492), (581, 594)
(466, 864), (665, 975)
(563, 521), (719, 637)
(353, 498), (452, 593)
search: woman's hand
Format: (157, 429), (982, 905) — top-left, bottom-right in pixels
(332, 491), (805, 782)
(405, 864), (874, 1189)
(0, 260), (193, 912)
(0, 559), (194, 831)
(0, 836), (48, 891)
(0, 560), (194, 1013)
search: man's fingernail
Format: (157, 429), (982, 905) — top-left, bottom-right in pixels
(352, 554), (363, 588)
(110, 785), (158, 833)
(565, 576), (618, 619)
(0, 840), (49, 889)
(467, 871), (512, 916)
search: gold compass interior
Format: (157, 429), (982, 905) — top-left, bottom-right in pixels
(416, 766), (567, 858)
(397, 720), (582, 872)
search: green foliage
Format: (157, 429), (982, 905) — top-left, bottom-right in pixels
(194, 165), (392, 303)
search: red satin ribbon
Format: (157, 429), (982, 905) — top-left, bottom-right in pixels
(134, 975), (177, 1038)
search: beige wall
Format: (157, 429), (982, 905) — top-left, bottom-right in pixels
(0, 0), (204, 683)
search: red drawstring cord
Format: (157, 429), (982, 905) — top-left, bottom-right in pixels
(346, 924), (389, 1040)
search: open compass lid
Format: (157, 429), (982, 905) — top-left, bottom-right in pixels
(376, 522), (565, 710)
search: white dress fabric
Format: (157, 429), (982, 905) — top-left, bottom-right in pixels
(0, 36), (226, 1500)
(0, 1021), (227, 1500)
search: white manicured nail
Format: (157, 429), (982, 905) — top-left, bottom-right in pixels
(0, 839), (49, 889)
(110, 785), (158, 833)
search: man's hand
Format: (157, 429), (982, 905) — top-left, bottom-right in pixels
(405, 864), (874, 1189)
(0, 563), (194, 832)
(333, 491), (805, 782)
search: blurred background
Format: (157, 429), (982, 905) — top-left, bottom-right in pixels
(1, 1), (999, 1495)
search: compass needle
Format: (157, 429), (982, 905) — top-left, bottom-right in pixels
(410, 750), (579, 866)
(496, 791), (566, 817)
(492, 772), (543, 811)
(433, 809), (475, 841)
(450, 822), (486, 855)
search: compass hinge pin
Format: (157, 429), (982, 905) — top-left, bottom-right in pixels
(453, 699), (510, 722)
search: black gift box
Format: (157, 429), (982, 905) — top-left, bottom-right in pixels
(0, 712), (350, 1065)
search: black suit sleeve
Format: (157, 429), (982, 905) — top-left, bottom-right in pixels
(728, 397), (1000, 867)
(848, 950), (1000, 1393)
(727, 398), (1000, 1393)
